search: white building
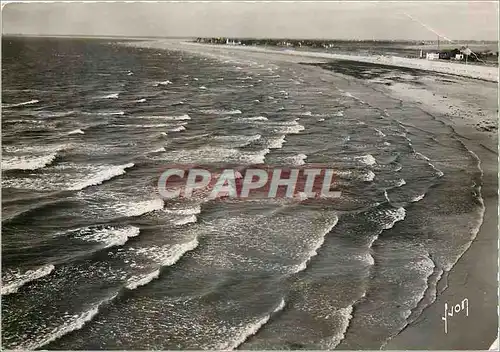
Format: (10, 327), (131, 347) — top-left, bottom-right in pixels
(426, 52), (440, 60)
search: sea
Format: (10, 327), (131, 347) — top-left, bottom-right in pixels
(1, 37), (485, 350)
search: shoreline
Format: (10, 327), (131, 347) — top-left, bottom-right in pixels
(179, 42), (499, 82)
(128, 40), (498, 349)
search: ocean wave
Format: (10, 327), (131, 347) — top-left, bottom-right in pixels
(70, 225), (140, 248)
(34, 110), (76, 118)
(411, 194), (425, 202)
(2, 153), (57, 171)
(125, 270), (160, 290)
(17, 292), (118, 350)
(2, 99), (39, 108)
(199, 109), (242, 115)
(169, 126), (186, 132)
(283, 153), (307, 166)
(291, 217), (339, 274)
(213, 298), (286, 350)
(138, 114), (191, 121)
(150, 147), (166, 153)
(134, 98), (147, 103)
(133, 237), (199, 266)
(172, 215), (198, 226)
(266, 135), (286, 149)
(1, 264), (55, 296)
(374, 128), (386, 137)
(101, 93), (119, 99)
(154, 80), (172, 86)
(113, 123), (174, 128)
(114, 198), (164, 217)
(68, 162), (134, 191)
(360, 170), (376, 182)
(238, 116), (268, 122)
(82, 111), (124, 116)
(355, 154), (377, 166)
(213, 134), (261, 146)
(68, 129), (85, 135)
(325, 306), (354, 349)
(164, 205), (201, 216)
(164, 147), (268, 164)
(367, 207), (407, 248)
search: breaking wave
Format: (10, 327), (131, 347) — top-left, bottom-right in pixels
(70, 225), (140, 248)
(2, 153), (57, 171)
(2, 99), (40, 108)
(1, 264), (55, 296)
(68, 162), (134, 191)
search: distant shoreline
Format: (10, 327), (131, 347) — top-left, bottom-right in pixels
(181, 41), (499, 82)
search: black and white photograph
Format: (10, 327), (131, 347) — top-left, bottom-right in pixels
(1, 1), (498, 350)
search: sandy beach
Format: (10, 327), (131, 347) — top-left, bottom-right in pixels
(129, 40), (498, 349)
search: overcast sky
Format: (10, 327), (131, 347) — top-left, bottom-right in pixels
(2, 1), (498, 40)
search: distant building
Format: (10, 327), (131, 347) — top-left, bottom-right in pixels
(426, 52), (440, 60)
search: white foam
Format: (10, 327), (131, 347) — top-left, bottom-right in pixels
(164, 205), (201, 216)
(199, 86), (208, 90)
(214, 298), (286, 350)
(154, 80), (172, 86)
(2, 153), (57, 171)
(333, 111), (345, 117)
(17, 293), (118, 350)
(134, 98), (147, 103)
(284, 153), (307, 166)
(360, 170), (376, 182)
(383, 207), (406, 230)
(411, 194), (425, 202)
(68, 129), (85, 135)
(172, 215), (197, 226)
(2, 99), (39, 108)
(150, 147), (166, 153)
(238, 116), (268, 122)
(138, 114), (190, 121)
(114, 123), (174, 128)
(35, 110), (75, 118)
(266, 135), (286, 149)
(356, 154), (377, 166)
(102, 93), (119, 99)
(328, 306), (354, 349)
(126, 269), (160, 290)
(291, 217), (339, 274)
(134, 238), (199, 266)
(73, 225), (140, 248)
(169, 125), (186, 132)
(395, 179), (406, 187)
(374, 128), (386, 137)
(214, 134), (261, 146)
(165, 146), (267, 164)
(1, 264), (55, 295)
(115, 199), (164, 217)
(67, 162), (134, 191)
(199, 109), (242, 115)
(279, 123), (305, 134)
(90, 111), (124, 116)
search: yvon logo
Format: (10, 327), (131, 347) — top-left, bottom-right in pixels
(157, 164), (342, 200)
